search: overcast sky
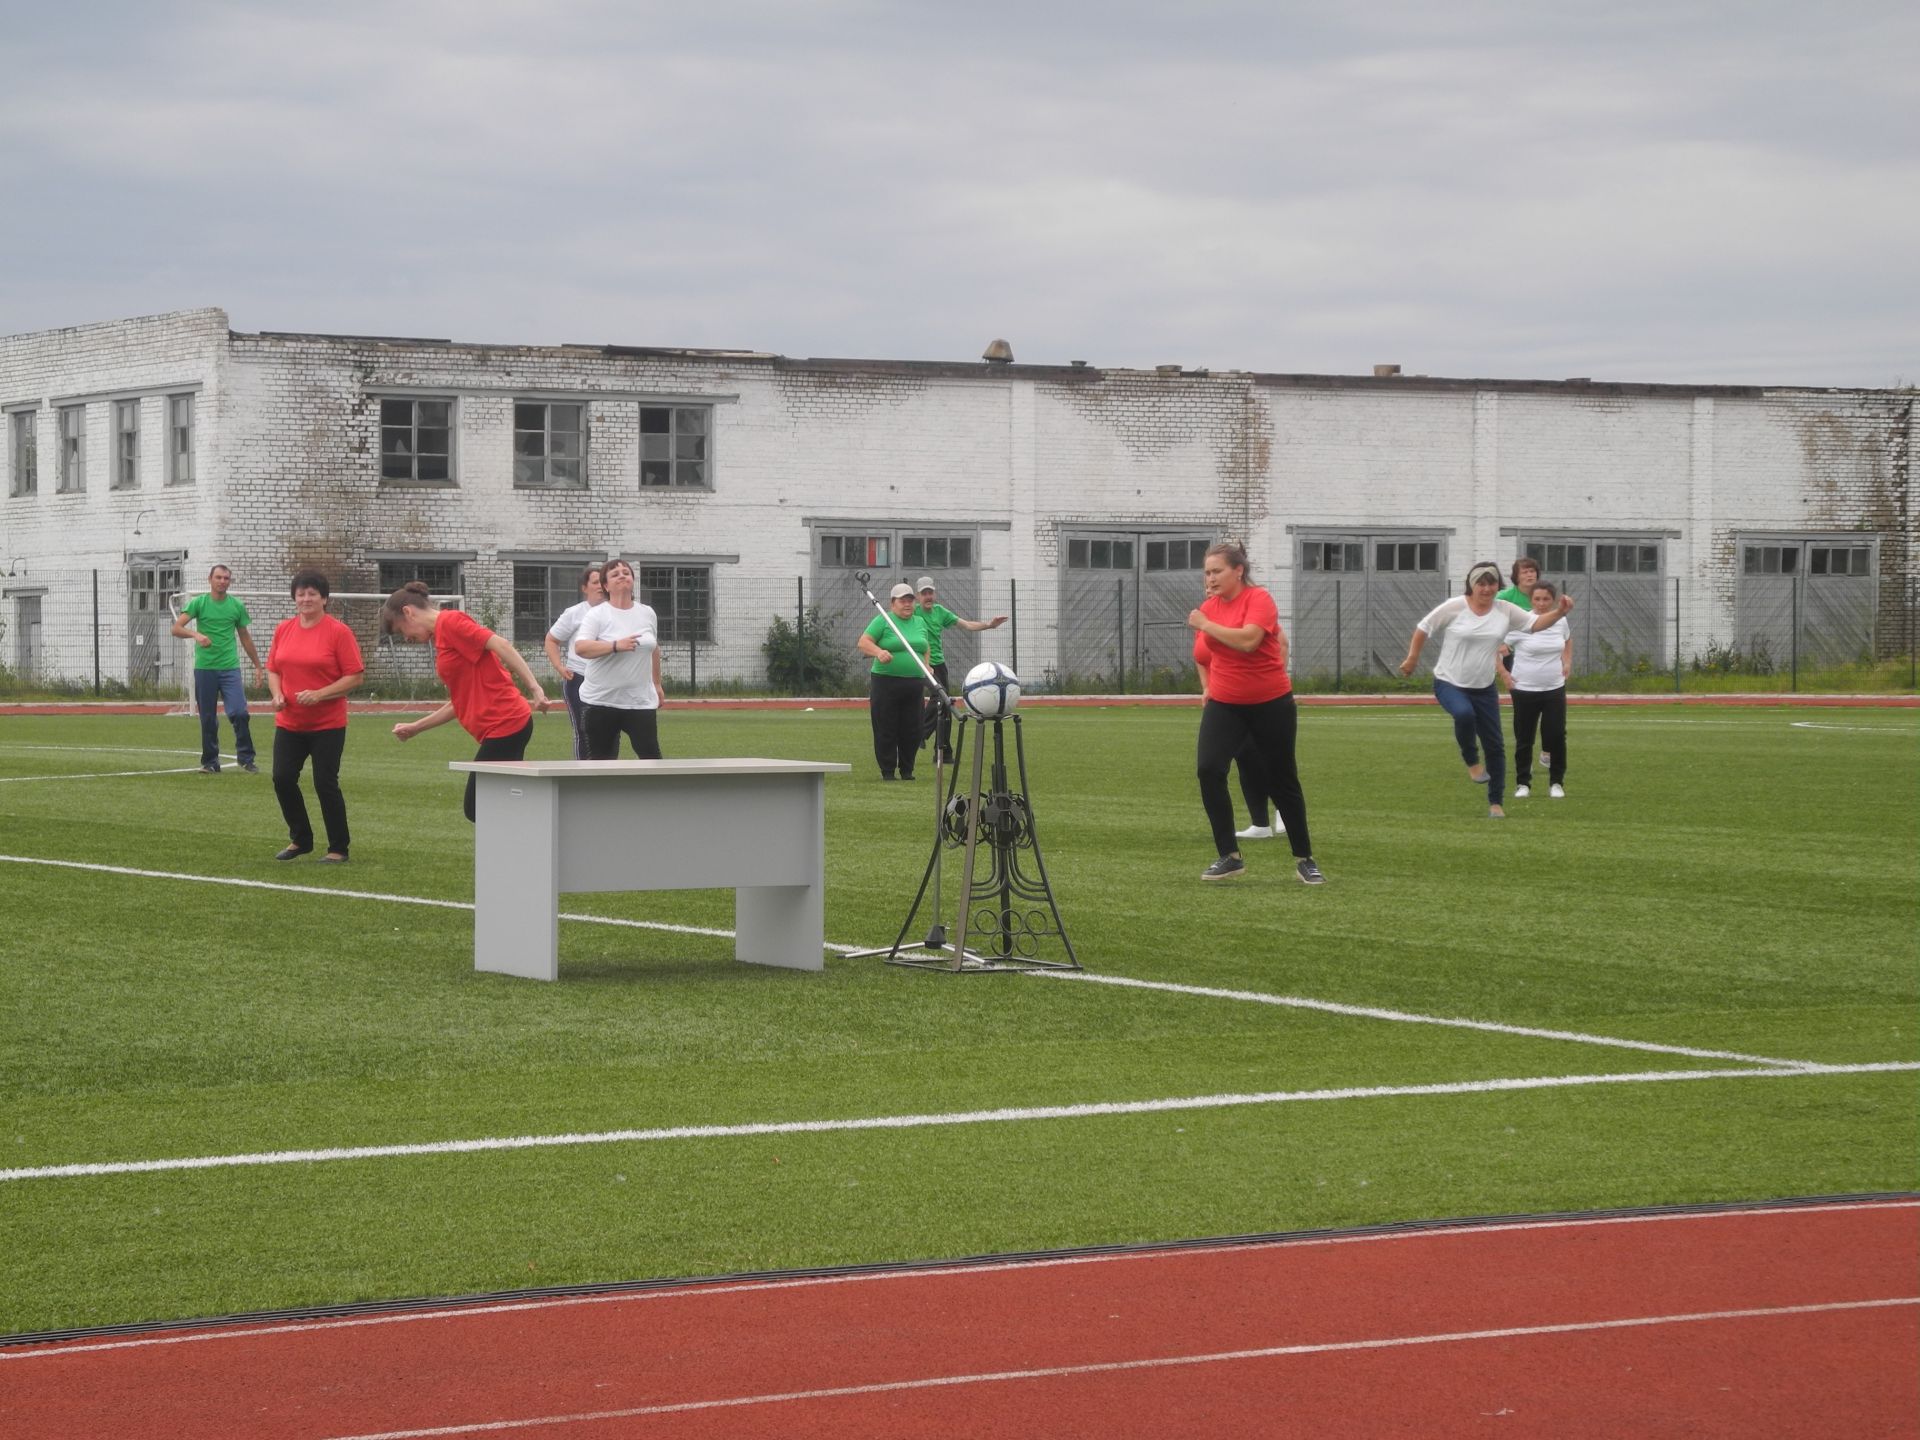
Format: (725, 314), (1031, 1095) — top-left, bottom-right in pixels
(2, 0), (1914, 387)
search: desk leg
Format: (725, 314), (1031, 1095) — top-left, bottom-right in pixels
(735, 883), (826, 971)
(472, 775), (561, 981)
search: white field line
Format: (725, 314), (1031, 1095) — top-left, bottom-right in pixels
(1034, 970), (1819, 1071)
(9, 1200), (1914, 1361)
(321, 1297), (1920, 1438)
(0, 767), (206, 783)
(4, 1063), (1917, 1185)
(0, 855), (1838, 1064)
(1790, 722), (1919, 734)
(0, 744), (202, 755)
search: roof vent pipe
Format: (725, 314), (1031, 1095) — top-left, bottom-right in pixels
(982, 339), (1014, 363)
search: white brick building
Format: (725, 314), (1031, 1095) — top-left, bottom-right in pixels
(2, 308), (1911, 691)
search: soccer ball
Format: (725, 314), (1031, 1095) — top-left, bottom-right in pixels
(961, 661), (1021, 718)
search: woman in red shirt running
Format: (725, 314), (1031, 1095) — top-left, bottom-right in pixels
(382, 582), (557, 821)
(265, 569), (366, 862)
(1187, 541), (1324, 885)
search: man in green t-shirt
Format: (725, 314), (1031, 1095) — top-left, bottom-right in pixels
(171, 564), (262, 774)
(915, 576), (1008, 766)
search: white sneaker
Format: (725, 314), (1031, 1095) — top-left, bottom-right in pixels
(1550, 783), (1565, 799)
(1513, 785), (1530, 799)
(1236, 824), (1274, 840)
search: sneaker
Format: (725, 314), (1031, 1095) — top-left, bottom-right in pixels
(1513, 784), (1530, 798)
(198, 765), (218, 774)
(274, 845), (311, 861)
(1488, 805), (1506, 819)
(1236, 824), (1274, 840)
(1467, 766), (1489, 783)
(1295, 858), (1326, 885)
(240, 762), (259, 774)
(1201, 855), (1246, 881)
(1550, 784), (1565, 799)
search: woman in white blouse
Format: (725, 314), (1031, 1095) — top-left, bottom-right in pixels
(1399, 561), (1574, 819)
(572, 559), (664, 760)
(1498, 579), (1572, 799)
(542, 563), (606, 759)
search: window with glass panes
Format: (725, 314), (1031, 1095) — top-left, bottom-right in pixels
(1299, 541), (1363, 571)
(1145, 539), (1208, 572)
(380, 397), (453, 483)
(901, 536), (973, 570)
(1066, 538), (1136, 569)
(1742, 545), (1798, 575)
(113, 400), (139, 489)
(640, 564), (713, 642)
(821, 534), (890, 568)
(513, 402), (585, 488)
(1595, 543), (1658, 573)
(639, 405), (709, 488)
(512, 562), (593, 644)
(1524, 541), (1588, 574)
(7, 411), (34, 497)
(377, 559), (462, 595)
(1809, 545), (1870, 577)
(166, 394), (194, 485)
(57, 406), (85, 492)
(1374, 541), (1439, 573)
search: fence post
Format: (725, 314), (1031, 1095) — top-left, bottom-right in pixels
(1673, 576), (1681, 693)
(1790, 574), (1800, 692)
(1334, 578), (1343, 693)
(1009, 578), (1019, 681)
(1115, 577), (1126, 695)
(688, 632), (697, 695)
(93, 569), (101, 695)
(796, 576), (806, 696)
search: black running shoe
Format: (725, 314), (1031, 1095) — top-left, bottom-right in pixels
(1296, 858), (1326, 885)
(1202, 855), (1246, 881)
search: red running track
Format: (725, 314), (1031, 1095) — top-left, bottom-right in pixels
(4, 1201), (1915, 1439)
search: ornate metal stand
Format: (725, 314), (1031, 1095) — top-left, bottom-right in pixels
(879, 711), (1079, 974)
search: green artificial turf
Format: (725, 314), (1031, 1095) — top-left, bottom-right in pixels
(1, 703), (1915, 1334)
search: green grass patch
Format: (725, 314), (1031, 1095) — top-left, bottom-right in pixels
(1, 703), (1915, 1333)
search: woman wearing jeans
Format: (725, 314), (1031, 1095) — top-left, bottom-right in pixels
(1400, 562), (1575, 819)
(1187, 541), (1324, 884)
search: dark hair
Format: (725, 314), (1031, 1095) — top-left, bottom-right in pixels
(1530, 580), (1558, 600)
(1463, 560), (1503, 595)
(380, 579), (436, 629)
(580, 563), (606, 591)
(1510, 557), (1541, 585)
(1205, 540), (1251, 580)
(289, 569), (331, 599)
(604, 558), (635, 582)
(208, 564), (232, 580)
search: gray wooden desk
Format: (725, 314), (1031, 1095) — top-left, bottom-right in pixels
(450, 758), (851, 981)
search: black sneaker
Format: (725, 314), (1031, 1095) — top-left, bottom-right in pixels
(1296, 858), (1326, 885)
(1202, 855), (1246, 881)
(240, 762), (259, 774)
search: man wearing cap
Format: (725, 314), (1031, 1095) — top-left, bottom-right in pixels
(856, 583), (933, 780)
(913, 576), (1007, 766)
(171, 563), (263, 774)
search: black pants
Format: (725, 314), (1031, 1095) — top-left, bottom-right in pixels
(924, 661), (953, 762)
(273, 726), (349, 856)
(562, 673), (589, 759)
(463, 719), (536, 823)
(584, 706), (662, 763)
(869, 673), (923, 779)
(1510, 687), (1567, 786)
(1197, 695), (1312, 859)
(1235, 740), (1270, 826)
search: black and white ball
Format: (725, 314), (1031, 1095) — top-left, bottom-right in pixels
(962, 661), (1021, 718)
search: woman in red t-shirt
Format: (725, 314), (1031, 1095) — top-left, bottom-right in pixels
(264, 569), (366, 863)
(382, 582), (557, 821)
(1186, 541), (1324, 885)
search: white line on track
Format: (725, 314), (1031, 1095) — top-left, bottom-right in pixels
(0, 767), (205, 783)
(1035, 971), (1819, 1069)
(309, 1297), (1918, 1437)
(8, 1200), (1912, 1361)
(5, 1063), (1916, 1185)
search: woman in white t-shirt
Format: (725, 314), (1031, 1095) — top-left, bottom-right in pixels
(572, 559), (664, 760)
(542, 562), (606, 760)
(1498, 580), (1572, 799)
(1399, 561), (1575, 819)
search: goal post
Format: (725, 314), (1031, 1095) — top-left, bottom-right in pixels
(166, 591), (465, 714)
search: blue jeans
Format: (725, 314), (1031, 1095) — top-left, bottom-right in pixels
(1432, 678), (1505, 807)
(194, 667), (255, 770)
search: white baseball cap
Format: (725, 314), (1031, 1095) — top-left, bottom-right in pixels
(889, 582), (915, 599)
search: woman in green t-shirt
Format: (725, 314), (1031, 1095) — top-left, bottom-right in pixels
(856, 583), (932, 780)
